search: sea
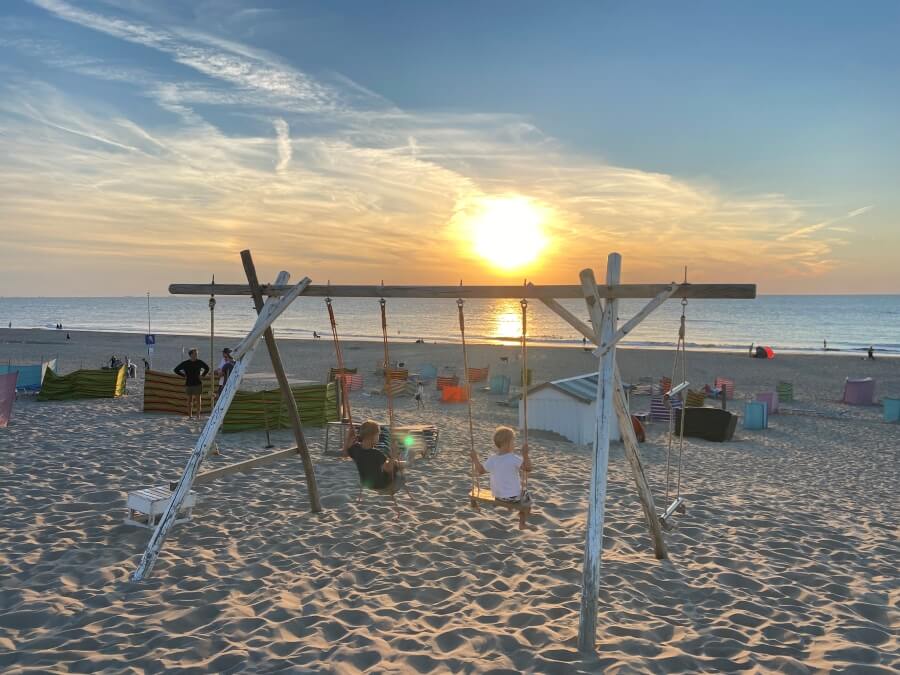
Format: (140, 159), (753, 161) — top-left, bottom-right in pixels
(1, 295), (898, 357)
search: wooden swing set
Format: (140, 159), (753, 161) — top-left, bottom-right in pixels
(131, 249), (754, 653)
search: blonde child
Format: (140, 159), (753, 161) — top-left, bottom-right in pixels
(470, 426), (533, 529)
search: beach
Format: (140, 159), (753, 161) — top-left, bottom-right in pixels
(1, 328), (898, 673)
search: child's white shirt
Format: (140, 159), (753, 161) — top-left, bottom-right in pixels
(483, 452), (523, 499)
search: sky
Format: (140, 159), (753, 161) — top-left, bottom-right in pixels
(1, 0), (898, 295)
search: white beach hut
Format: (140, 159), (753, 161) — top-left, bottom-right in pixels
(519, 372), (621, 445)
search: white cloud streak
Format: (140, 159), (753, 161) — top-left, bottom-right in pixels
(0, 0), (873, 293)
(273, 118), (291, 173)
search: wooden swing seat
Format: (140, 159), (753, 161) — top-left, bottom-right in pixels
(469, 486), (530, 512)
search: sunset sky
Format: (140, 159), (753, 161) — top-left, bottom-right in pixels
(1, 0), (898, 295)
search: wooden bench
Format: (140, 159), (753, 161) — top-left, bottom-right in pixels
(324, 421), (439, 460)
(125, 486), (197, 529)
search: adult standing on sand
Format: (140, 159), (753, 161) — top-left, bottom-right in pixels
(174, 348), (209, 419)
(215, 347), (235, 396)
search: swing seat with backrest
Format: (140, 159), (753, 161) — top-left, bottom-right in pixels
(350, 445), (406, 495)
(325, 296), (414, 511)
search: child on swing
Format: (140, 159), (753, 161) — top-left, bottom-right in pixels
(342, 420), (403, 492)
(470, 426), (533, 530)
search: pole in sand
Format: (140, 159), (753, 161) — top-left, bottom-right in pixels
(209, 275), (216, 417)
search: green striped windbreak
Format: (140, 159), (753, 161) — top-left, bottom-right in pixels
(221, 382), (338, 433)
(37, 366), (126, 401)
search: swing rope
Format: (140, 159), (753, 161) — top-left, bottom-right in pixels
(325, 296), (352, 426)
(520, 297), (530, 493)
(457, 298), (479, 495)
(379, 297), (398, 461)
(459, 295), (531, 498)
(664, 275), (689, 505)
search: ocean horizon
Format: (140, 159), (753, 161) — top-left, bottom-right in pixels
(1, 294), (897, 357)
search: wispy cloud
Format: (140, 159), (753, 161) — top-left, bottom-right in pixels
(273, 118), (291, 173)
(0, 0), (875, 293)
(776, 205), (872, 241)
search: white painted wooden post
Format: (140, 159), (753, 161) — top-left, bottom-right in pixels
(577, 254), (621, 652)
(131, 273), (309, 582)
(537, 290), (668, 561)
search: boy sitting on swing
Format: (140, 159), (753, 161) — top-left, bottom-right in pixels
(342, 420), (404, 493)
(470, 426), (533, 530)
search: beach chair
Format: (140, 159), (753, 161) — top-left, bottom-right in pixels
(384, 379), (415, 397)
(714, 377), (735, 400)
(467, 366), (490, 383)
(418, 364), (438, 381)
(489, 374), (511, 395)
(842, 377), (875, 405)
(328, 366), (357, 382)
(649, 395), (682, 422)
(324, 421), (440, 459)
(755, 391), (779, 414)
(344, 373), (364, 391)
(743, 401), (768, 430)
(776, 381), (794, 403)
(660, 376), (672, 394)
(436, 374), (459, 391)
(685, 389), (706, 407)
(883, 397), (900, 423)
(631, 376), (654, 396)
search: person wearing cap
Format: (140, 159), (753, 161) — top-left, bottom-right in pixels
(215, 347), (236, 396)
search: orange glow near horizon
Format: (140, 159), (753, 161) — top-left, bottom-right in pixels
(468, 196), (548, 271)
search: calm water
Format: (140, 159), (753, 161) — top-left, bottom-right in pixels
(1, 295), (898, 355)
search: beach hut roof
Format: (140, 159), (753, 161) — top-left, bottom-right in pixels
(527, 371), (599, 404)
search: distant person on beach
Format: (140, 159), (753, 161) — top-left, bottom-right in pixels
(469, 426), (533, 530)
(66, 333), (70, 341)
(823, 339), (827, 350)
(342, 420), (403, 493)
(215, 347), (235, 396)
(174, 348), (209, 418)
(867, 346), (875, 360)
(582, 337), (591, 352)
(415, 380), (425, 409)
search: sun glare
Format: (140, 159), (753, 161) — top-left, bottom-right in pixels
(469, 196), (547, 271)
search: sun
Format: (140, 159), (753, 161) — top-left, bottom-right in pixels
(469, 196), (547, 271)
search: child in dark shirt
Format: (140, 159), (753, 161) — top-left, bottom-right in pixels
(342, 421), (406, 515)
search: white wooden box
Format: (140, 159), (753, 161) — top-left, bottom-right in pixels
(125, 486), (197, 529)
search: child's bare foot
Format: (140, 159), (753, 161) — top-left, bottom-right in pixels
(518, 523), (533, 530)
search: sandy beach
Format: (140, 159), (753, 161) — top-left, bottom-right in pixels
(1, 327), (898, 673)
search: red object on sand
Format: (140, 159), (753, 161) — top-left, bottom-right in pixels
(631, 415), (646, 443)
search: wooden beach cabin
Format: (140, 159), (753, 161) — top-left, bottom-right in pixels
(522, 372), (621, 444)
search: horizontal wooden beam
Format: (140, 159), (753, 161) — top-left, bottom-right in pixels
(169, 283), (756, 300)
(170, 447), (300, 490)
